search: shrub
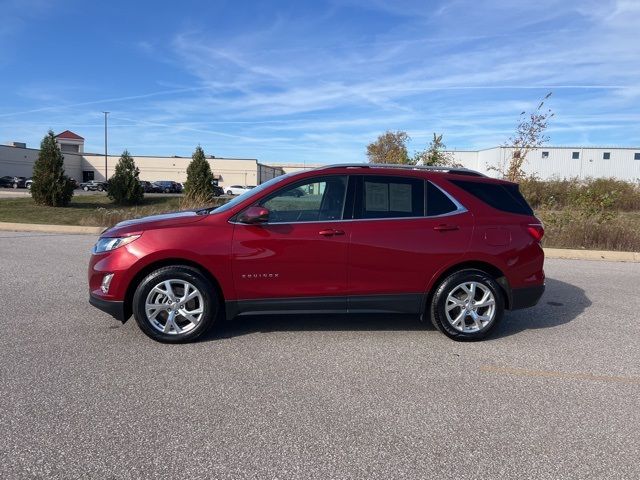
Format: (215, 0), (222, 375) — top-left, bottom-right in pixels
(107, 150), (144, 205)
(30, 130), (75, 207)
(519, 177), (640, 212)
(184, 146), (214, 201)
(539, 209), (640, 251)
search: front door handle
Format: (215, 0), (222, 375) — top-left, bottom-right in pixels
(319, 229), (345, 237)
(433, 224), (459, 232)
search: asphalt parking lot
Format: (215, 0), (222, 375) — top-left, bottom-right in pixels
(1, 231), (639, 479)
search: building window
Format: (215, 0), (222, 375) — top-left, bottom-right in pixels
(541, 151), (549, 158)
(603, 152), (610, 160)
(572, 151), (580, 159)
(635, 153), (640, 160)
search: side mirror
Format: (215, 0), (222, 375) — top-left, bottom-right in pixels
(238, 206), (270, 224)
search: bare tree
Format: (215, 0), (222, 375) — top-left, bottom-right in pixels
(366, 130), (411, 164)
(494, 92), (554, 181)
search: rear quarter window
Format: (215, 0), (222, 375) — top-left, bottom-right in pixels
(450, 179), (533, 215)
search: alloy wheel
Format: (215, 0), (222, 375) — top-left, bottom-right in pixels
(444, 281), (496, 333)
(145, 279), (204, 335)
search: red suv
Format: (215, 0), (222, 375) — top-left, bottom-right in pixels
(89, 164), (544, 342)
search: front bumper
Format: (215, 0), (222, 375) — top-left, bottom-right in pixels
(510, 284), (545, 310)
(89, 294), (128, 322)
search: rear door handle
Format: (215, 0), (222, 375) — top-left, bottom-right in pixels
(433, 224), (459, 232)
(319, 229), (345, 237)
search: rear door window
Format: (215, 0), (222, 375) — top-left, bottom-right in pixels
(426, 181), (460, 216)
(355, 175), (424, 219)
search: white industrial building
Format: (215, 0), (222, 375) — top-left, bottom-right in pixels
(447, 146), (640, 182)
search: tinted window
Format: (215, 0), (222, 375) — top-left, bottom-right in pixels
(635, 153), (640, 160)
(355, 176), (424, 219)
(426, 181), (459, 216)
(450, 180), (533, 215)
(261, 176), (347, 223)
(603, 152), (610, 160)
(572, 151), (580, 159)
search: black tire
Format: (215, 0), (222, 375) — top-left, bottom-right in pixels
(132, 266), (219, 343)
(12, 183), (18, 189)
(226, 190), (233, 195)
(83, 186), (89, 191)
(430, 269), (504, 341)
(97, 185), (104, 192)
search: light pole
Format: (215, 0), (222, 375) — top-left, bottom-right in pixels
(102, 111), (109, 180)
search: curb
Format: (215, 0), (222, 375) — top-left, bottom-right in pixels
(0, 222), (103, 235)
(544, 248), (639, 263)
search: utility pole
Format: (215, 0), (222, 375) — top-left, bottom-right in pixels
(102, 112), (109, 180)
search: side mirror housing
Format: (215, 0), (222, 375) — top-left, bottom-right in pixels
(238, 206), (269, 224)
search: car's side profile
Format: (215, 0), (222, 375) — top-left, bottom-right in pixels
(80, 180), (107, 191)
(89, 164), (545, 343)
(0, 175), (27, 188)
(225, 185), (252, 195)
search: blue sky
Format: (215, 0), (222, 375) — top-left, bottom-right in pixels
(1, 0), (639, 163)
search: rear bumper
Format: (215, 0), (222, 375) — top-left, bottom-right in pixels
(89, 294), (127, 322)
(510, 284), (545, 310)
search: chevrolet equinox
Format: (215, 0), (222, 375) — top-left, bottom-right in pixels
(89, 164), (545, 342)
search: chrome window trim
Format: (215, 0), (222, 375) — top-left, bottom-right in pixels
(229, 175), (468, 226)
(427, 180), (467, 215)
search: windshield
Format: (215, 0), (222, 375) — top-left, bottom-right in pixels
(208, 173), (297, 214)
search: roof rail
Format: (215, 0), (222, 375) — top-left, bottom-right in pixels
(313, 163), (486, 177)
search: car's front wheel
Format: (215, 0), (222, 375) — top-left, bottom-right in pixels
(132, 266), (218, 343)
(83, 186), (89, 191)
(430, 269), (504, 341)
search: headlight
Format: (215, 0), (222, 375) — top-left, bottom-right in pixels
(92, 235), (140, 254)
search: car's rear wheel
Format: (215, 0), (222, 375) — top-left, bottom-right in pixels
(83, 186), (89, 191)
(132, 266), (218, 343)
(97, 185), (104, 192)
(226, 190), (233, 195)
(12, 182), (18, 189)
(430, 269), (504, 341)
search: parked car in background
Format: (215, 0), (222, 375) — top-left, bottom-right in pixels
(212, 184), (224, 197)
(139, 181), (159, 193)
(25, 178), (33, 189)
(80, 180), (107, 192)
(0, 176), (27, 188)
(153, 181), (181, 193)
(176, 183), (184, 193)
(88, 163), (545, 343)
(225, 185), (252, 195)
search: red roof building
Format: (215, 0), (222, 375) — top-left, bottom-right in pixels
(55, 130), (85, 140)
(54, 130), (85, 153)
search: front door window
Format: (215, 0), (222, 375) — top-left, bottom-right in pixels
(261, 176), (348, 223)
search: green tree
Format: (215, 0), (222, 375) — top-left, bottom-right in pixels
(30, 130), (75, 207)
(413, 133), (460, 166)
(107, 150), (144, 205)
(366, 130), (411, 164)
(184, 145), (214, 201)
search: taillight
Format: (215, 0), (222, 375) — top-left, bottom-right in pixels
(526, 223), (544, 242)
